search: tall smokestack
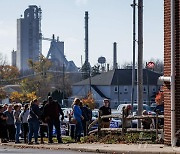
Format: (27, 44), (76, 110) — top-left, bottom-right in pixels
(85, 11), (89, 63)
(113, 42), (117, 69)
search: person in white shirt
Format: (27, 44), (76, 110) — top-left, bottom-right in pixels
(20, 104), (29, 143)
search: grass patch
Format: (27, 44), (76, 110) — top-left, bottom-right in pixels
(81, 132), (157, 144)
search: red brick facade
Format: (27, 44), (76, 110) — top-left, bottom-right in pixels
(164, 0), (180, 145)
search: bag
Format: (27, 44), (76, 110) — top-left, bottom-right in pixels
(70, 118), (77, 124)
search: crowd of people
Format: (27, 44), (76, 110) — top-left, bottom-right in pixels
(0, 96), (161, 144)
(0, 96), (64, 144)
(0, 96), (94, 144)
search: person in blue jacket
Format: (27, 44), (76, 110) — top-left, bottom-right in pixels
(28, 99), (41, 144)
(72, 98), (84, 142)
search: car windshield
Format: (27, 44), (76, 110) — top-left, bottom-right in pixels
(117, 104), (152, 113)
(133, 105), (151, 112)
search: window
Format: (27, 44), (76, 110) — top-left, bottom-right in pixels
(143, 86), (146, 93)
(114, 86), (118, 92)
(124, 86), (128, 93)
(152, 86), (156, 92)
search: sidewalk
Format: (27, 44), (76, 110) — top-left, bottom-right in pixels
(2, 142), (180, 154)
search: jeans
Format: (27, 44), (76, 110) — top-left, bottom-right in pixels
(15, 122), (21, 142)
(28, 121), (40, 143)
(48, 119), (61, 142)
(75, 121), (83, 140)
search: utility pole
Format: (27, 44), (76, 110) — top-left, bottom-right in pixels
(131, 0), (136, 111)
(62, 63), (65, 107)
(137, 0), (143, 128)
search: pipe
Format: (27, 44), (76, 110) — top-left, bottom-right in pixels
(158, 76), (171, 82)
(171, 0), (176, 147)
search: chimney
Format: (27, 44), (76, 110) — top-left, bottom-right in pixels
(113, 42), (117, 69)
(85, 11), (89, 63)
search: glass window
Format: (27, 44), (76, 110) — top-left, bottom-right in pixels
(124, 86), (128, 93)
(114, 86), (118, 92)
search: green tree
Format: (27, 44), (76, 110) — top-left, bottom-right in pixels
(21, 55), (52, 100)
(91, 64), (101, 77)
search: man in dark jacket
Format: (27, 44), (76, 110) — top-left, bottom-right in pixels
(43, 96), (64, 143)
(0, 105), (8, 143)
(80, 102), (92, 136)
(99, 99), (111, 128)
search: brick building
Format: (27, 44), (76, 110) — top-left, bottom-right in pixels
(164, 0), (180, 145)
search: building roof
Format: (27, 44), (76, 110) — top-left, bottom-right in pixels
(73, 69), (162, 86)
(2, 85), (22, 94)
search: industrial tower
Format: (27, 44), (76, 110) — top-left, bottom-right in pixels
(81, 11), (91, 79)
(15, 5), (42, 74)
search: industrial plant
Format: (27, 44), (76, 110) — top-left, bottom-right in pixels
(12, 5), (78, 75)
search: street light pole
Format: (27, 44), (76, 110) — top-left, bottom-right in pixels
(62, 63), (65, 106)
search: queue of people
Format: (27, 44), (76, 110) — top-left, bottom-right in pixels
(0, 96), (64, 144)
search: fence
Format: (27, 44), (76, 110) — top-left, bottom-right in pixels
(88, 107), (164, 141)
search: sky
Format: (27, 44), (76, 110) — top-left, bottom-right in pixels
(0, 0), (164, 68)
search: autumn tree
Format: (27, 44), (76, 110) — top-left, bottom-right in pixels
(82, 92), (95, 109)
(0, 53), (19, 85)
(10, 91), (38, 103)
(0, 88), (6, 100)
(20, 55), (52, 100)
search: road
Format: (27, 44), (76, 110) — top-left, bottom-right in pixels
(0, 145), (101, 154)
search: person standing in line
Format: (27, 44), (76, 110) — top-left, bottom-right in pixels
(79, 102), (91, 136)
(28, 99), (41, 144)
(39, 100), (48, 144)
(20, 104), (29, 143)
(4, 104), (15, 142)
(72, 98), (84, 142)
(99, 99), (111, 128)
(43, 96), (64, 144)
(13, 104), (22, 144)
(0, 105), (8, 143)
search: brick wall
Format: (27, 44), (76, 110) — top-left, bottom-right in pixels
(164, 0), (180, 145)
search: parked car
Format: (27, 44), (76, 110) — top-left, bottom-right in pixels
(116, 104), (156, 128)
(89, 109), (121, 131)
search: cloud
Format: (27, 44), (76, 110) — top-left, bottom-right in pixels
(75, 0), (88, 6)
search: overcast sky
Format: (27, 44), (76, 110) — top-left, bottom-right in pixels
(0, 0), (164, 68)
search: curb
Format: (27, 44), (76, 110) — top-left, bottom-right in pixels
(1, 143), (180, 154)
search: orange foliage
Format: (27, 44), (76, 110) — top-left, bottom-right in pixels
(82, 92), (95, 109)
(155, 91), (164, 105)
